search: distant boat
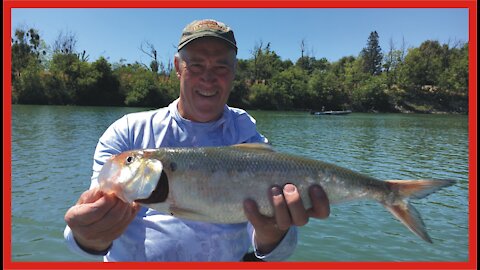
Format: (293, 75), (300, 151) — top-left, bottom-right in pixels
(310, 110), (352, 116)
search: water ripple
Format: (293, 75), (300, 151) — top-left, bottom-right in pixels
(252, 111), (469, 262)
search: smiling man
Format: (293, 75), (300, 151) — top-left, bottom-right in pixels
(64, 19), (330, 262)
(175, 36), (236, 122)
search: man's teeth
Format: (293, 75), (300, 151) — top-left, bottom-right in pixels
(198, 90), (217, 97)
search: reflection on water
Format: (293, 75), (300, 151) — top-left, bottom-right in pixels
(11, 105), (469, 261)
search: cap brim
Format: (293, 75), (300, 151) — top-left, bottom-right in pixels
(178, 34), (237, 53)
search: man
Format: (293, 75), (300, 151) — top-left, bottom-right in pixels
(64, 19), (330, 261)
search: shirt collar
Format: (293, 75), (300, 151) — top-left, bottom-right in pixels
(169, 99), (228, 130)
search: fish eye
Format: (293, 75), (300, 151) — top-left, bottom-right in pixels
(125, 156), (134, 164)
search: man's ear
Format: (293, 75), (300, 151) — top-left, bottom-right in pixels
(174, 55), (181, 78)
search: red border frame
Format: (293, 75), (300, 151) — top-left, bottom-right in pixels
(3, 1), (477, 269)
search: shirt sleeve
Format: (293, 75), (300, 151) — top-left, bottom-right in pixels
(64, 225), (106, 260)
(247, 223), (298, 261)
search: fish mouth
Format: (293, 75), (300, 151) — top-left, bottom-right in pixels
(98, 158), (124, 198)
(135, 170), (169, 204)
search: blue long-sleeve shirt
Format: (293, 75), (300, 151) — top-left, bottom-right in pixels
(64, 99), (297, 261)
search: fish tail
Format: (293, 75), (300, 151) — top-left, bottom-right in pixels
(382, 179), (456, 243)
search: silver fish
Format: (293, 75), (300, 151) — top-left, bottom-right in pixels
(98, 143), (455, 243)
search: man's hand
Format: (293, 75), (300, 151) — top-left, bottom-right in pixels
(243, 184), (330, 254)
(64, 188), (140, 253)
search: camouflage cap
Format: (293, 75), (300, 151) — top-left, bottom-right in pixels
(178, 19), (237, 54)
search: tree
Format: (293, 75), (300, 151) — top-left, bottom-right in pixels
(52, 30), (89, 62)
(297, 38), (311, 71)
(300, 38), (307, 59)
(46, 52), (83, 104)
(383, 37), (407, 88)
(401, 40), (444, 93)
(229, 79), (250, 108)
(296, 56), (329, 75)
(343, 57), (369, 95)
(330, 56), (356, 78)
(360, 31), (383, 75)
(270, 66), (309, 109)
(250, 41), (283, 82)
(12, 59), (47, 104)
(11, 27), (45, 79)
(437, 43), (469, 112)
(113, 62), (178, 107)
(438, 43), (468, 94)
(53, 30), (78, 54)
(11, 27), (48, 104)
(351, 75), (391, 112)
(248, 83), (276, 109)
(140, 41), (159, 74)
(75, 57), (123, 106)
(308, 69), (348, 111)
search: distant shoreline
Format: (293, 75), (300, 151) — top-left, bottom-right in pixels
(11, 103), (469, 115)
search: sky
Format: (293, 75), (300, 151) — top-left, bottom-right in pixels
(10, 8), (469, 66)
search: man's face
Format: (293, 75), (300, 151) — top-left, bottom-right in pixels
(175, 37), (237, 122)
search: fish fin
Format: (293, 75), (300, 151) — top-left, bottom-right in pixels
(382, 201), (433, 243)
(169, 205), (210, 221)
(385, 179), (455, 199)
(381, 179), (456, 243)
(231, 143), (275, 152)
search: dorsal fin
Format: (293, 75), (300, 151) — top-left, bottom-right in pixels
(231, 143), (275, 152)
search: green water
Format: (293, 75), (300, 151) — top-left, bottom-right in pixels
(10, 105), (469, 262)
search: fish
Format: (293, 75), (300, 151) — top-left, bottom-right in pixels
(97, 143), (456, 243)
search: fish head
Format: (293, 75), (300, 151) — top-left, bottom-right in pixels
(97, 150), (163, 203)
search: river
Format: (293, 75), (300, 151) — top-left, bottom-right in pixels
(10, 104), (469, 262)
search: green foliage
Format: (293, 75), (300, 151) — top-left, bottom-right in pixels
(351, 75), (392, 112)
(269, 66), (309, 110)
(229, 79), (250, 108)
(10, 26), (469, 113)
(383, 46), (405, 89)
(296, 56), (329, 74)
(11, 27), (46, 94)
(114, 63), (179, 107)
(397, 40), (468, 112)
(47, 53), (85, 104)
(402, 40), (444, 88)
(360, 31), (383, 75)
(250, 42), (284, 81)
(248, 83), (277, 109)
(125, 74), (157, 106)
(76, 57), (123, 106)
(308, 70), (349, 111)
(12, 59), (47, 104)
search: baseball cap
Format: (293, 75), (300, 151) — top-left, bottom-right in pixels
(178, 19), (237, 54)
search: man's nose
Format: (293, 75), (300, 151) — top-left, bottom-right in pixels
(200, 68), (216, 83)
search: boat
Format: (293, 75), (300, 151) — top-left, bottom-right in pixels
(310, 110), (352, 115)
